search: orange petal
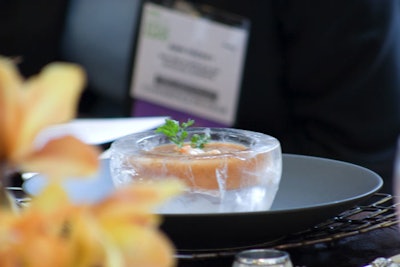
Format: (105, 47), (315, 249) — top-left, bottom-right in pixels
(93, 217), (175, 267)
(12, 213), (73, 267)
(20, 135), (100, 179)
(97, 180), (184, 212)
(0, 57), (23, 160)
(111, 226), (176, 267)
(11, 63), (86, 161)
(0, 195), (75, 267)
(28, 182), (70, 213)
(68, 215), (106, 267)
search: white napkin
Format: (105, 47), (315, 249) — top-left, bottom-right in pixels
(34, 116), (168, 146)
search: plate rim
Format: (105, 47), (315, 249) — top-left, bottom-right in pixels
(22, 153), (383, 216)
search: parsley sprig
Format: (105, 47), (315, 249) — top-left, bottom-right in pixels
(155, 119), (210, 149)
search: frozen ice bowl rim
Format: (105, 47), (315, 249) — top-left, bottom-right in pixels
(110, 127), (281, 157)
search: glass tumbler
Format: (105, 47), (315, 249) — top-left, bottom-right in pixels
(232, 249), (293, 267)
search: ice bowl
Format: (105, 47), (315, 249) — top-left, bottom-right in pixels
(109, 128), (282, 214)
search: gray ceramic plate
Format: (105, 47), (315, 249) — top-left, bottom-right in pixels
(23, 154), (383, 250)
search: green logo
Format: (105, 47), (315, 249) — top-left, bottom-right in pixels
(144, 20), (169, 41)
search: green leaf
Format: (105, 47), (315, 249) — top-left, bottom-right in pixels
(191, 133), (210, 149)
(155, 119), (179, 138)
(155, 119), (209, 149)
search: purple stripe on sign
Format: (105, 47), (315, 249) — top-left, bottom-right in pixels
(132, 99), (227, 127)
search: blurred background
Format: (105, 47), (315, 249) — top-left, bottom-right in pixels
(1, 0), (400, 193)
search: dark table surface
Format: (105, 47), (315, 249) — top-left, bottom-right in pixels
(173, 193), (400, 267)
(176, 225), (400, 267)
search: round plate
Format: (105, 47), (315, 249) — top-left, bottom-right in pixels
(23, 154), (382, 250)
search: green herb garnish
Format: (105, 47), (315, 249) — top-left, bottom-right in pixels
(190, 133), (210, 149)
(155, 119), (210, 149)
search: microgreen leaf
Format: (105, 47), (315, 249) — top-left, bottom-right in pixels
(191, 133), (210, 149)
(155, 119), (209, 149)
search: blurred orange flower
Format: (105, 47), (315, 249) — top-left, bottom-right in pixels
(0, 57), (182, 267)
(0, 181), (183, 267)
(0, 56), (99, 178)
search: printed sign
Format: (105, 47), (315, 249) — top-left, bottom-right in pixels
(131, 1), (249, 126)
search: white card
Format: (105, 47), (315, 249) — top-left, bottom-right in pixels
(131, 2), (249, 126)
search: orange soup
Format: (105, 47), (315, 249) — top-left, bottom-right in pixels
(128, 142), (269, 190)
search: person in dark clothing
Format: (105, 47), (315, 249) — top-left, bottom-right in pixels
(193, 0), (400, 193)
(0, 0), (69, 76)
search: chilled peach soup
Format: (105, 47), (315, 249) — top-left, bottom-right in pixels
(110, 128), (282, 214)
(139, 142), (267, 191)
